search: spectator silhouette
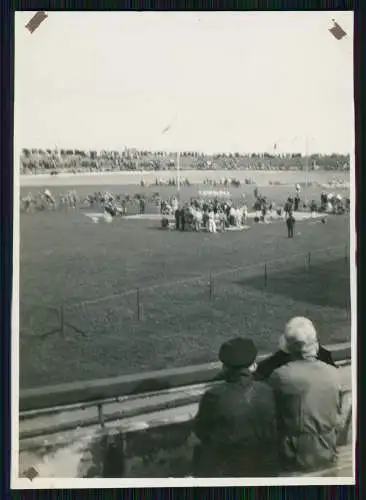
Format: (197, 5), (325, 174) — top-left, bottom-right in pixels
(194, 338), (278, 477)
(267, 317), (343, 473)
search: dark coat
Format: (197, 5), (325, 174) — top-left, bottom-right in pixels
(284, 201), (293, 213)
(193, 373), (278, 477)
(255, 346), (336, 380)
(268, 359), (342, 472)
(286, 214), (295, 227)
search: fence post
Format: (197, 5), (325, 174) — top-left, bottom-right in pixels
(137, 288), (140, 321)
(139, 303), (144, 322)
(345, 290), (350, 320)
(209, 272), (215, 300)
(97, 403), (105, 429)
(60, 305), (65, 338)
(264, 262), (267, 287)
(345, 244), (348, 263)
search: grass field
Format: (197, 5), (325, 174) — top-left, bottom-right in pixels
(19, 181), (351, 389)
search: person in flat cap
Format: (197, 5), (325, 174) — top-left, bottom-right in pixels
(255, 317), (336, 381)
(267, 317), (343, 473)
(193, 338), (278, 477)
(218, 336), (258, 370)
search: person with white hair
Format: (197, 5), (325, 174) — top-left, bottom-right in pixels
(266, 317), (343, 473)
(255, 318), (335, 380)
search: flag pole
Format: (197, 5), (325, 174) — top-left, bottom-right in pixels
(304, 135), (309, 205)
(136, 158), (143, 184)
(177, 151), (181, 193)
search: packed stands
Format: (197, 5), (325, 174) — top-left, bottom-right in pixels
(20, 148), (350, 175)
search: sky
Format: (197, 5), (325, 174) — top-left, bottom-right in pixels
(14, 11), (354, 154)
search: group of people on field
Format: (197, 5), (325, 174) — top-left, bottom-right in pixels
(161, 196), (249, 233)
(20, 189), (78, 212)
(193, 316), (349, 477)
(20, 189), (152, 216)
(21, 185), (349, 238)
(160, 186), (301, 235)
(319, 191), (349, 214)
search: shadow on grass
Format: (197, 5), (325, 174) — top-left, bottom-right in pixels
(236, 257), (350, 310)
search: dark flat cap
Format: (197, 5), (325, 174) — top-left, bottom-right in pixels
(219, 338), (257, 368)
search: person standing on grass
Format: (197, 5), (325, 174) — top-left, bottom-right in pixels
(208, 208), (217, 233)
(241, 203), (248, 226)
(139, 197), (145, 215)
(121, 198), (127, 216)
(286, 211), (295, 238)
(261, 198), (268, 222)
(310, 200), (317, 217)
(284, 196), (293, 216)
(194, 338), (278, 477)
(180, 206), (186, 231)
(266, 317), (343, 474)
(175, 206), (180, 230)
(320, 192), (327, 212)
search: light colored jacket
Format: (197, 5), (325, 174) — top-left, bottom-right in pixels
(269, 359), (342, 472)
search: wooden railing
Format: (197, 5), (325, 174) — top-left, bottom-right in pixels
(20, 342), (351, 414)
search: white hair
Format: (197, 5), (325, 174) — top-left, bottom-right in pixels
(279, 317), (319, 359)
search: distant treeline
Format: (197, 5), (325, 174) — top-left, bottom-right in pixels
(20, 148), (350, 174)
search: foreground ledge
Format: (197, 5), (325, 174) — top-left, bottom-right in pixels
(18, 343), (353, 480)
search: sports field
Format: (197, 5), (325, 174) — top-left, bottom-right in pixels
(19, 179), (351, 389)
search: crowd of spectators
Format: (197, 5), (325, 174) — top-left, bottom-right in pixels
(20, 147), (350, 175)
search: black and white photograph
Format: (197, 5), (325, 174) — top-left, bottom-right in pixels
(13, 10), (355, 487)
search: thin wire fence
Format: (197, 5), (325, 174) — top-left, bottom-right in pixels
(20, 244), (351, 347)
